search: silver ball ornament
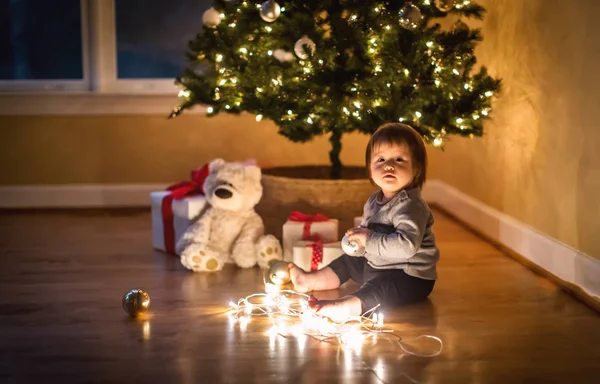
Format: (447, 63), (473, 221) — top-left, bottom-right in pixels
(260, 0), (281, 23)
(122, 289), (151, 318)
(294, 36), (316, 60)
(341, 235), (365, 257)
(202, 7), (221, 28)
(398, 4), (423, 29)
(267, 260), (291, 285)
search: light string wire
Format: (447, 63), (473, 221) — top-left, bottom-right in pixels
(227, 286), (443, 358)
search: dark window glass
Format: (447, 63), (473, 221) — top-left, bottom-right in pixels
(115, 0), (212, 79)
(0, 0), (83, 80)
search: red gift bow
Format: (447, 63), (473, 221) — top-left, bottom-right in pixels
(161, 164), (210, 254)
(288, 211), (330, 241)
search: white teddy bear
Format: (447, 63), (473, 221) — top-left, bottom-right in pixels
(176, 158), (282, 272)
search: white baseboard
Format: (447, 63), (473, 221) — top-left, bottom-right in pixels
(1, 181), (598, 301)
(0, 184), (165, 208)
(424, 180), (600, 300)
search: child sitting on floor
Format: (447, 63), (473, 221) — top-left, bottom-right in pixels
(290, 122), (440, 322)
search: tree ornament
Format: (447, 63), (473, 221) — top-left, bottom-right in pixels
(398, 3), (423, 29)
(202, 7), (221, 28)
(266, 260), (291, 285)
(260, 0), (281, 23)
(273, 49), (294, 62)
(341, 234), (365, 257)
(122, 289), (151, 318)
(294, 36), (316, 59)
(435, 0), (456, 12)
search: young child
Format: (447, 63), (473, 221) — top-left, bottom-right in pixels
(290, 122), (439, 323)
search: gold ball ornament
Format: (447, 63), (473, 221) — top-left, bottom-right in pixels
(435, 0), (456, 12)
(122, 289), (151, 317)
(267, 260), (291, 285)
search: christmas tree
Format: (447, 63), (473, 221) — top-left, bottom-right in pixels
(170, 0), (501, 179)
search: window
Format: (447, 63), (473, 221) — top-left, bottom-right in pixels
(115, 0), (211, 80)
(0, 0), (212, 95)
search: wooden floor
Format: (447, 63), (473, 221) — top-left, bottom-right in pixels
(1, 208), (599, 384)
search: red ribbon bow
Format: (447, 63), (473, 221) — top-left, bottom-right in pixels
(161, 164), (210, 254)
(288, 211), (330, 242)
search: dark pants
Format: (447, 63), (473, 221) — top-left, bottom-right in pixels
(328, 255), (435, 314)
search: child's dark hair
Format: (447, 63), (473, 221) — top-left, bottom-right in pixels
(365, 122), (428, 190)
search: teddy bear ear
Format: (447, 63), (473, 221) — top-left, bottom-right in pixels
(246, 165), (262, 181)
(209, 158), (226, 173)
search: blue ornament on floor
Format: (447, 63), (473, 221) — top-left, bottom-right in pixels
(341, 235), (365, 256)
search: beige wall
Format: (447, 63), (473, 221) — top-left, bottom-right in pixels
(1, 0), (598, 260)
(0, 114), (370, 185)
(429, 0), (600, 259)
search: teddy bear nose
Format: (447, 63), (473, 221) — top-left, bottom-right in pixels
(214, 187), (233, 199)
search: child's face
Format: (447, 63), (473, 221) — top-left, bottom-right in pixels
(370, 141), (415, 198)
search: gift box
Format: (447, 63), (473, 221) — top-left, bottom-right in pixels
(150, 165), (209, 254)
(151, 192), (207, 254)
(282, 211), (338, 262)
(292, 240), (344, 272)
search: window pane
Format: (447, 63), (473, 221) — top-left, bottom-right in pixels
(0, 0), (83, 80)
(115, 0), (212, 79)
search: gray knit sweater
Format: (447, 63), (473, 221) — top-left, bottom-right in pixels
(362, 187), (439, 280)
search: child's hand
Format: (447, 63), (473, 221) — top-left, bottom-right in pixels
(345, 227), (371, 249)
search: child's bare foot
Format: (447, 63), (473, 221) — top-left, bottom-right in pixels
(308, 295), (363, 323)
(289, 263), (314, 293)
(289, 264), (342, 293)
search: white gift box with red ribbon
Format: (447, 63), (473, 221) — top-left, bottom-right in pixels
(282, 211), (338, 262)
(292, 240), (344, 272)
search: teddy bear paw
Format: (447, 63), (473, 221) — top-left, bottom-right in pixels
(256, 235), (283, 269)
(180, 244), (225, 272)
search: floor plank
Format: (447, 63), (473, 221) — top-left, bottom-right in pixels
(0, 208), (599, 383)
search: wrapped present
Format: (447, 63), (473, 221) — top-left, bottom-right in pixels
(354, 216), (363, 227)
(282, 211), (338, 262)
(150, 165), (209, 254)
(292, 240), (344, 272)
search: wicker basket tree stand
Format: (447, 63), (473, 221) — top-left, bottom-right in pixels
(256, 165), (377, 241)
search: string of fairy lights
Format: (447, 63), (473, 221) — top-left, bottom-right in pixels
(173, 0), (498, 147)
(226, 277), (443, 359)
